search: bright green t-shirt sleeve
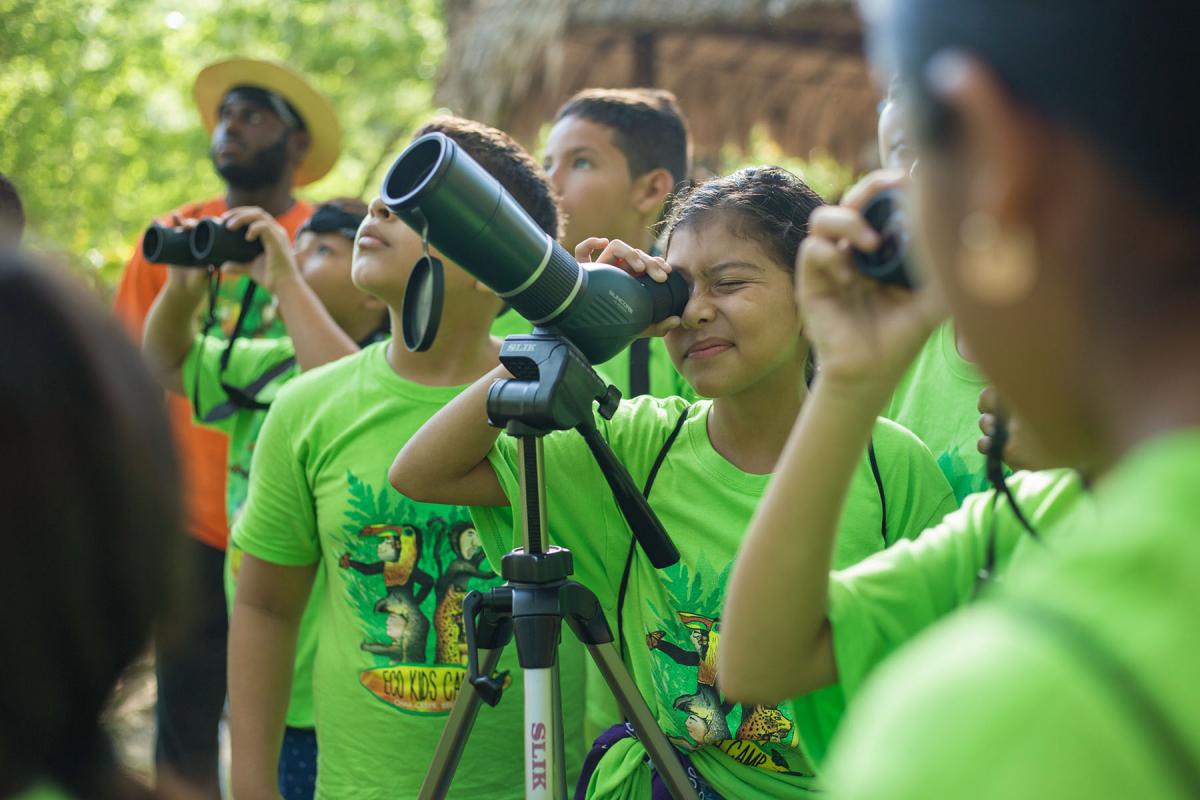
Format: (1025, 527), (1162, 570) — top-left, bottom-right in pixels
(181, 333), (296, 435)
(232, 388), (320, 566)
(827, 469), (1082, 700)
(828, 604), (1177, 799)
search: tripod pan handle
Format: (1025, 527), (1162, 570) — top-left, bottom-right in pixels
(577, 425), (680, 569)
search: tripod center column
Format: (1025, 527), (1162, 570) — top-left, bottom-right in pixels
(517, 435), (550, 555)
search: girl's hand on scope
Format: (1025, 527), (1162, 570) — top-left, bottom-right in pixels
(221, 206), (301, 294)
(574, 237), (681, 337)
(798, 170), (945, 394)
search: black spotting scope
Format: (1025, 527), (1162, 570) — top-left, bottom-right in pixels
(380, 132), (689, 365)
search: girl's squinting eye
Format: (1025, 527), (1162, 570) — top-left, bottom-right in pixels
(716, 280), (748, 291)
(317, 244), (334, 256)
(572, 157), (593, 170)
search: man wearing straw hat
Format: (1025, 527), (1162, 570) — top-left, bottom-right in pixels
(112, 58), (339, 800)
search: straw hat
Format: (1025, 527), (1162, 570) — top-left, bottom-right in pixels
(194, 58), (341, 186)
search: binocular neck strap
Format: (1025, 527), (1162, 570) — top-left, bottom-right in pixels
(191, 278), (268, 420)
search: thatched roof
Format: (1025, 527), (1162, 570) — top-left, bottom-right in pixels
(437, 0), (880, 168)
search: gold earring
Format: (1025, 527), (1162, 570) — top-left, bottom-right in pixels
(957, 212), (1038, 304)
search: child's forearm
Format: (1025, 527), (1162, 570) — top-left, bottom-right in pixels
(228, 556), (315, 800)
(142, 283), (204, 395)
(272, 276), (360, 371)
(390, 365), (511, 507)
(721, 376), (889, 703)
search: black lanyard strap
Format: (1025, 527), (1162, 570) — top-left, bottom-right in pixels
(616, 403), (691, 661)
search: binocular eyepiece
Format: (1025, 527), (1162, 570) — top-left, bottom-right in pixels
(142, 219), (264, 267)
(381, 133), (689, 365)
(852, 189), (913, 289)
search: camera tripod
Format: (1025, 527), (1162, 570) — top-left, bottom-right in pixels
(418, 333), (699, 800)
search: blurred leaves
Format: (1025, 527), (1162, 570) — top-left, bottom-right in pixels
(721, 125), (860, 203)
(0, 0), (445, 291)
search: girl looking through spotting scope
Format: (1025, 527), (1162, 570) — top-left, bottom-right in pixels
(391, 166), (956, 798)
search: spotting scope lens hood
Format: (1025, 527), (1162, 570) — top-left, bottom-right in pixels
(143, 223), (206, 267)
(381, 133), (687, 364)
(189, 219), (265, 266)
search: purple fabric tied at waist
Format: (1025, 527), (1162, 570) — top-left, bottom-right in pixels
(574, 722), (725, 800)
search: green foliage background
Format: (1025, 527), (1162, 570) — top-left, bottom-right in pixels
(1, 0), (860, 294)
(1, 0), (445, 294)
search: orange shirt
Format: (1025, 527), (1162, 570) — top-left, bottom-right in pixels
(114, 196), (313, 550)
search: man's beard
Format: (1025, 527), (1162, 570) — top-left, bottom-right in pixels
(212, 131), (290, 191)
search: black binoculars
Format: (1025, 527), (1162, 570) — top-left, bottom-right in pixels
(852, 189), (913, 289)
(142, 219), (264, 267)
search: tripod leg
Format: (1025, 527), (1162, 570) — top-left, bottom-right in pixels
(586, 642), (699, 800)
(523, 666), (565, 799)
(418, 647), (504, 800)
(552, 660), (568, 799)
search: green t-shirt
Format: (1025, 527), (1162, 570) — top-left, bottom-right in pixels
(883, 321), (996, 503)
(790, 469), (1087, 765)
(471, 396), (955, 798)
(233, 340), (584, 799)
(183, 334), (299, 526)
(11, 782), (72, 800)
(183, 334), (323, 729)
(827, 432), (1200, 799)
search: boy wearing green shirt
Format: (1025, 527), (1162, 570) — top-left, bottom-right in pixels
(393, 167), (956, 797)
(543, 88), (694, 403)
(227, 117), (585, 800)
(143, 197), (385, 798)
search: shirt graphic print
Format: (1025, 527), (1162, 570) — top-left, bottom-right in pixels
(643, 555), (811, 778)
(335, 471), (502, 715)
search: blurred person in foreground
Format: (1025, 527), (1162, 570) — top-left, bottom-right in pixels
(0, 173), (25, 246)
(0, 250), (184, 799)
(809, 1), (1200, 796)
(112, 57), (339, 800)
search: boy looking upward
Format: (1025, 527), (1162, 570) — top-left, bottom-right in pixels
(542, 88), (693, 400)
(227, 117), (585, 800)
